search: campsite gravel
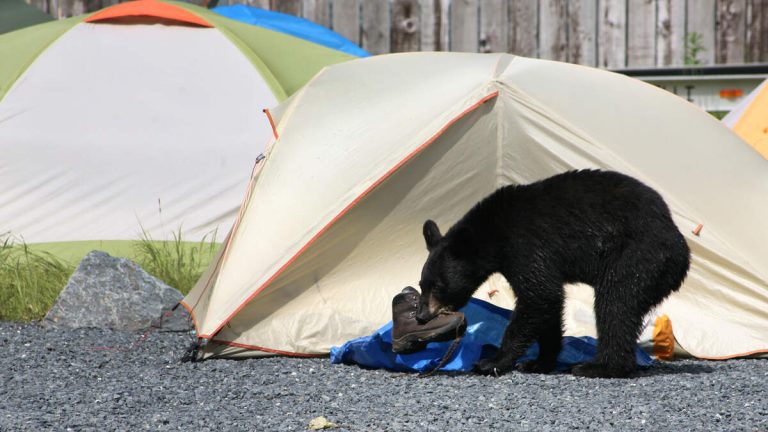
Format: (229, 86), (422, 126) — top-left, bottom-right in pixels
(0, 321), (766, 431)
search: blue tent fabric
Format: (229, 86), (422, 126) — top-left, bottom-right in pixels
(212, 5), (370, 57)
(330, 298), (655, 373)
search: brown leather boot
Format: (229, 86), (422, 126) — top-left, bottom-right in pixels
(391, 286), (467, 354)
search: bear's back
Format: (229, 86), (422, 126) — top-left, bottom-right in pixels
(500, 170), (670, 226)
(454, 169), (685, 276)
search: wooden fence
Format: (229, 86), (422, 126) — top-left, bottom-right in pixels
(27, 0), (768, 68)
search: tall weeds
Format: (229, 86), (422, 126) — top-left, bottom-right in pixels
(0, 229), (219, 321)
(133, 228), (219, 295)
(0, 236), (74, 321)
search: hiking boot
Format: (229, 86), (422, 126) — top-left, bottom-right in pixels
(391, 286), (467, 354)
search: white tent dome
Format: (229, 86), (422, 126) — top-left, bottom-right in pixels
(0, 0), (355, 259)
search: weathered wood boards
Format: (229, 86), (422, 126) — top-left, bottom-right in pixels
(30, 0), (767, 66)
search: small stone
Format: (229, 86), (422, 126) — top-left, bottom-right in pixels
(308, 416), (338, 430)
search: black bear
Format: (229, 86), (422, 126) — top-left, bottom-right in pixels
(416, 169), (690, 378)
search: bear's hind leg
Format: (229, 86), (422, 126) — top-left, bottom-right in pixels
(573, 260), (677, 378)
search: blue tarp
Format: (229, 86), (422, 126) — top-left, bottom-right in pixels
(331, 298), (654, 373)
(212, 5), (370, 58)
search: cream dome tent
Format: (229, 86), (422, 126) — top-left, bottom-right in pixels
(722, 79), (768, 159)
(0, 0), (355, 260)
(182, 52), (768, 361)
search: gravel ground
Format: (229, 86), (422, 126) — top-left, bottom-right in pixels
(0, 321), (766, 432)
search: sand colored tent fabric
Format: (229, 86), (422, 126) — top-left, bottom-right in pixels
(0, 0), (355, 261)
(722, 79), (768, 159)
(183, 53), (768, 361)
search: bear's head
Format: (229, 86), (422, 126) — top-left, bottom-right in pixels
(417, 219), (486, 323)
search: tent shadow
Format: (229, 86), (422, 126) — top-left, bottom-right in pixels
(634, 361), (716, 377)
(380, 362), (717, 379)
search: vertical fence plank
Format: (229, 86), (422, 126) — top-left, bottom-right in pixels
(657, 0), (686, 66)
(57, 0), (87, 17)
(451, 0), (479, 52)
(568, 0), (597, 65)
(47, 0), (58, 17)
(687, 0), (716, 65)
(598, 0), (627, 68)
(302, 0), (331, 27)
(716, 0), (747, 63)
(539, 0), (568, 61)
(362, 0), (390, 54)
(627, 0), (656, 67)
(392, 0), (421, 52)
(508, 0), (538, 56)
(332, 0), (361, 46)
(28, 0), (48, 14)
(746, 0), (768, 62)
(241, 0), (271, 9)
(86, 0), (102, 12)
(271, 0), (301, 16)
(479, 0), (508, 53)
(420, 0), (450, 51)
(420, 0), (438, 51)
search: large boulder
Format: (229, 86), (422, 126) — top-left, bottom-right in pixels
(44, 251), (191, 331)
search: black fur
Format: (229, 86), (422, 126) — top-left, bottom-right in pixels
(418, 170), (690, 378)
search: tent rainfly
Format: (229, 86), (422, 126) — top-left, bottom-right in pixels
(0, 0), (356, 261)
(182, 53), (768, 361)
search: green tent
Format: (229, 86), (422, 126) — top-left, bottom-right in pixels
(0, 0), (356, 264)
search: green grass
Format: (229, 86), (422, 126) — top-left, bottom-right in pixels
(708, 110), (729, 120)
(0, 236), (75, 321)
(132, 228), (220, 296)
(0, 230), (221, 321)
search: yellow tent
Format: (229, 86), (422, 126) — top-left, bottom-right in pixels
(722, 80), (768, 159)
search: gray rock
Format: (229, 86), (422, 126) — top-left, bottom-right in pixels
(154, 303), (194, 332)
(44, 250), (192, 331)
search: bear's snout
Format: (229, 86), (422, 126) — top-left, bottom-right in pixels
(415, 296), (437, 323)
(415, 306), (433, 324)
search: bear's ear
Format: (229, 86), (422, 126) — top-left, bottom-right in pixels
(448, 226), (478, 259)
(423, 219), (442, 251)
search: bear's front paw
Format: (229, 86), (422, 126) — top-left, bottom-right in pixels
(473, 357), (514, 376)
